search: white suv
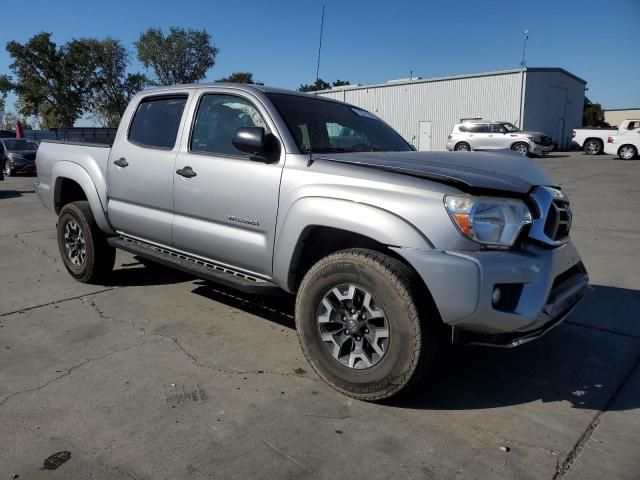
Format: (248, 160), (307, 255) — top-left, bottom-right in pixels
(446, 121), (554, 156)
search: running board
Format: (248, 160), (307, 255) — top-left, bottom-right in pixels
(108, 236), (280, 294)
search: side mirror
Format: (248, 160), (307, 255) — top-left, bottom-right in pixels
(232, 127), (266, 155)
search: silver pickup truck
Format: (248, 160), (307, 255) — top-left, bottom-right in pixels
(35, 84), (588, 401)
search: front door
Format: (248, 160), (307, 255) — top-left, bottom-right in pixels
(418, 121), (432, 151)
(108, 94), (189, 245)
(487, 123), (510, 149)
(172, 91), (284, 277)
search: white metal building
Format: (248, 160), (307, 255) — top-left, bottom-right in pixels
(603, 108), (640, 128)
(317, 68), (586, 151)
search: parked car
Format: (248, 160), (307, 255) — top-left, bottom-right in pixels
(446, 121), (554, 156)
(1, 138), (39, 176)
(571, 119), (640, 155)
(35, 84), (588, 401)
(604, 127), (640, 160)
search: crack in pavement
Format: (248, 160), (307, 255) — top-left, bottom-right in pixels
(263, 439), (323, 478)
(0, 227), (55, 238)
(458, 422), (561, 457)
(0, 288), (117, 318)
(0, 341), (156, 408)
(81, 295), (315, 381)
(13, 233), (59, 263)
(552, 352), (640, 479)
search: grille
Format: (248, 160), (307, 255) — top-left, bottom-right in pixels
(23, 153), (36, 161)
(539, 136), (553, 146)
(543, 200), (572, 241)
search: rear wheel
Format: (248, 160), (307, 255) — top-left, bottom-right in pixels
(57, 201), (115, 283)
(454, 142), (470, 152)
(618, 145), (638, 160)
(295, 249), (437, 401)
(584, 139), (602, 155)
(511, 142), (529, 156)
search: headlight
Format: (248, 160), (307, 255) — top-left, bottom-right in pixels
(8, 153), (25, 162)
(527, 136), (539, 143)
(444, 195), (532, 247)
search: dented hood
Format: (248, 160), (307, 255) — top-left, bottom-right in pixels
(315, 150), (556, 195)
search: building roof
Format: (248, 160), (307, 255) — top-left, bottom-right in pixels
(603, 107), (640, 112)
(316, 67), (587, 94)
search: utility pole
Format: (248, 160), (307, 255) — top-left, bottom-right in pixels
(520, 28), (529, 68)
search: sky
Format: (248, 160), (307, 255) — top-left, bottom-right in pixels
(1, 0), (638, 126)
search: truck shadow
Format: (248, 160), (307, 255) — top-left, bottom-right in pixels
(187, 278), (639, 412)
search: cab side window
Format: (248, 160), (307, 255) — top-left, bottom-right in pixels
(190, 94), (269, 157)
(490, 124), (507, 133)
(128, 96), (188, 149)
(470, 124), (489, 133)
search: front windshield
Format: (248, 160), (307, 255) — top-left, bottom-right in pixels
(3, 139), (38, 151)
(266, 93), (412, 153)
(502, 123), (520, 132)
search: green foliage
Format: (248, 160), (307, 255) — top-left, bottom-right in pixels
(583, 96), (610, 128)
(216, 72), (262, 85)
(136, 27), (219, 85)
(90, 38), (148, 127)
(2, 110), (32, 130)
(0, 74), (13, 112)
(6, 33), (97, 127)
(298, 79), (350, 92)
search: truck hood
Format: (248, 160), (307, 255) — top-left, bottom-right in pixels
(315, 150), (556, 195)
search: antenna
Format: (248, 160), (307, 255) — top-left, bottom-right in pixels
(315, 5), (326, 83)
(520, 28), (529, 68)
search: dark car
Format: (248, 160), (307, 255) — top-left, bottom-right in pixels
(1, 138), (39, 176)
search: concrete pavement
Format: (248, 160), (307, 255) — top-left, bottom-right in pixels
(1, 151), (638, 479)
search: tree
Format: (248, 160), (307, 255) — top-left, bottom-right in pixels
(216, 72), (262, 85)
(6, 33), (97, 127)
(0, 74), (13, 114)
(298, 79), (350, 92)
(90, 39), (148, 127)
(2, 110), (32, 130)
(298, 79), (331, 92)
(136, 27), (219, 85)
(583, 96), (610, 128)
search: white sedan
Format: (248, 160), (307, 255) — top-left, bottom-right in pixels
(604, 128), (640, 160)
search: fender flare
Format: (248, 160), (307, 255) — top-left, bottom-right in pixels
(272, 196), (433, 291)
(52, 161), (114, 234)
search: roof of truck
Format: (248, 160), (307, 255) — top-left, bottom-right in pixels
(141, 83), (335, 100)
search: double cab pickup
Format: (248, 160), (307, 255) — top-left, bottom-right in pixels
(35, 84), (588, 400)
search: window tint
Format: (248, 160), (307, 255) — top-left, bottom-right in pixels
(465, 124), (488, 133)
(490, 124), (507, 133)
(190, 94), (269, 156)
(128, 96), (187, 149)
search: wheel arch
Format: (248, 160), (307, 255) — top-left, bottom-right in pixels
(52, 162), (114, 234)
(273, 197), (434, 293)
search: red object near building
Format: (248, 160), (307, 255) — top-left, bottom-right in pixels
(16, 121), (24, 139)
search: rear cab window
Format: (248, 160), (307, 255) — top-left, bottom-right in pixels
(128, 95), (188, 149)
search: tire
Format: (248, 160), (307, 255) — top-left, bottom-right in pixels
(618, 145), (638, 160)
(511, 142), (529, 156)
(454, 142), (470, 152)
(295, 248), (438, 401)
(57, 201), (115, 283)
(4, 161), (14, 177)
(584, 139), (602, 155)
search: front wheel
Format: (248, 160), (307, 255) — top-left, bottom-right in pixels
(618, 145), (638, 160)
(4, 162), (14, 177)
(584, 139), (603, 155)
(295, 249), (437, 401)
(57, 201), (116, 283)
(511, 142), (529, 156)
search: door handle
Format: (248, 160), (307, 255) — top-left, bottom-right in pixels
(176, 166), (197, 178)
(113, 157), (128, 168)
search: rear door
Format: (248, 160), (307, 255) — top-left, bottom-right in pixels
(107, 93), (190, 245)
(171, 90), (285, 277)
(469, 123), (490, 149)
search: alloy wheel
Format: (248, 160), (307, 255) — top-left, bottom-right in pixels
(619, 146), (636, 160)
(63, 220), (86, 266)
(316, 283), (390, 369)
